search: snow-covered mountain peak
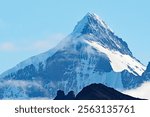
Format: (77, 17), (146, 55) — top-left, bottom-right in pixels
(73, 12), (112, 34)
(72, 13), (132, 56)
(86, 12), (111, 30)
(0, 13), (148, 99)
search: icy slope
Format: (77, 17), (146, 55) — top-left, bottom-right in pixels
(85, 40), (145, 76)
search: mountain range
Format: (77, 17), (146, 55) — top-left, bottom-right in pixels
(0, 13), (149, 99)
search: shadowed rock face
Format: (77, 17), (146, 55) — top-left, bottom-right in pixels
(54, 90), (75, 100)
(142, 62), (150, 81)
(54, 90), (66, 100)
(145, 62), (150, 72)
(65, 91), (76, 100)
(54, 83), (142, 100)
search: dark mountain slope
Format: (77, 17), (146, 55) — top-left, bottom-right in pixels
(54, 83), (142, 100)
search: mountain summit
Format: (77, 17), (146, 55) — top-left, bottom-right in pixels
(0, 13), (146, 99)
(73, 12), (111, 34)
(72, 13), (132, 56)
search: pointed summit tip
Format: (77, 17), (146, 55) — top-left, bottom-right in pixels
(85, 12), (100, 19)
(84, 12), (106, 24)
(85, 12), (95, 17)
(73, 12), (113, 34)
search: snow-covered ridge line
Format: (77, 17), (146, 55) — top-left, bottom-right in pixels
(85, 40), (146, 76)
(0, 34), (71, 78)
(0, 48), (56, 78)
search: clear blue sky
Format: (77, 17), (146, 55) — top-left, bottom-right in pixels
(0, 0), (150, 74)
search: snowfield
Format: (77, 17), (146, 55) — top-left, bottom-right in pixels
(85, 40), (145, 76)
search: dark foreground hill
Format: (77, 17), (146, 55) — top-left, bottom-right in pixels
(54, 83), (142, 100)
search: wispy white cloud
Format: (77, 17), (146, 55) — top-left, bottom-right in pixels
(0, 33), (65, 73)
(33, 33), (64, 49)
(26, 33), (65, 52)
(123, 82), (150, 99)
(0, 80), (42, 88)
(0, 80), (46, 99)
(0, 33), (65, 52)
(0, 42), (16, 51)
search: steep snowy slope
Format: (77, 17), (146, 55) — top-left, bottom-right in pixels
(0, 13), (146, 99)
(85, 40), (144, 76)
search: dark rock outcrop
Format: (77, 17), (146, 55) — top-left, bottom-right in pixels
(54, 83), (142, 100)
(54, 90), (75, 100)
(54, 90), (66, 100)
(65, 91), (76, 100)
